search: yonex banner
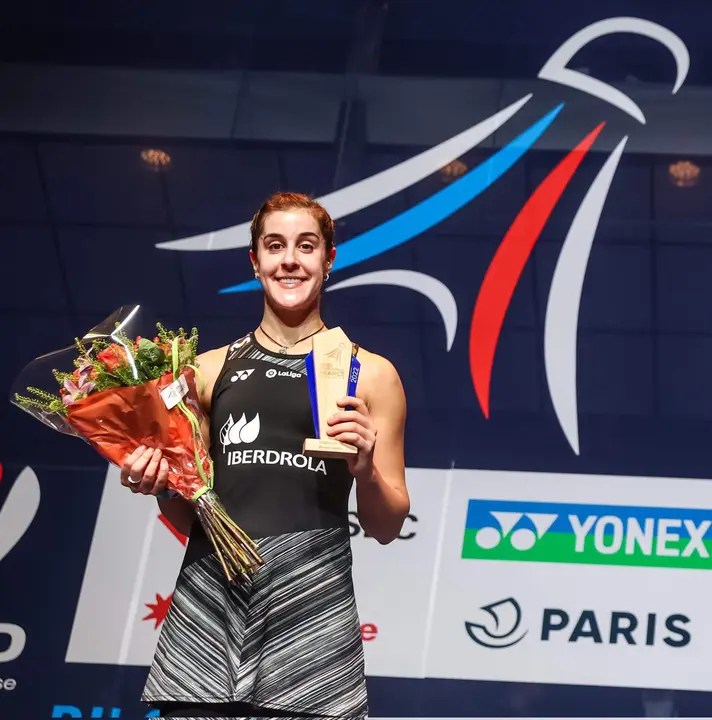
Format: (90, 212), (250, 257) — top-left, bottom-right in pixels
(462, 499), (712, 569)
(427, 469), (712, 691)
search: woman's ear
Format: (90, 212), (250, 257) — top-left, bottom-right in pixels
(249, 248), (259, 277)
(327, 246), (336, 271)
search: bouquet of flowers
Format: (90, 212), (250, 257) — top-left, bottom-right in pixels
(10, 305), (262, 583)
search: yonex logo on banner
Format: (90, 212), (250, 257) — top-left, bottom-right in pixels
(462, 500), (712, 569)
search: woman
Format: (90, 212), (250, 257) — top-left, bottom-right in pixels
(120, 192), (410, 718)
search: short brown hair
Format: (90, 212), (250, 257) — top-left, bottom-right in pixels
(250, 192), (335, 254)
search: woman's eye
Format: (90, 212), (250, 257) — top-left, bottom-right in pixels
(300, 244), (314, 252)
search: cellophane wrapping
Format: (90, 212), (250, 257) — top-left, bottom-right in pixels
(10, 305), (262, 583)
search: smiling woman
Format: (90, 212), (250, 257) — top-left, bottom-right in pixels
(119, 191), (410, 719)
(250, 192), (336, 345)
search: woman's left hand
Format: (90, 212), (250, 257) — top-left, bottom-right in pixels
(326, 396), (377, 479)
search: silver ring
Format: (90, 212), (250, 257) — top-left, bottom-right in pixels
(128, 477), (140, 485)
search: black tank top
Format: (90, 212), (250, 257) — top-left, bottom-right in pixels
(184, 332), (356, 563)
(144, 332), (369, 717)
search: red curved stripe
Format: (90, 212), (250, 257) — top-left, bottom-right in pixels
(470, 122), (605, 418)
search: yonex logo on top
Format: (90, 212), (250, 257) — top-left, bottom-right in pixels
(231, 369), (255, 382)
(463, 499), (712, 570)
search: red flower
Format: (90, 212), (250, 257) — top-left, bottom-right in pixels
(97, 345), (126, 372)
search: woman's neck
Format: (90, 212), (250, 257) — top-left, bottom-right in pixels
(257, 302), (325, 350)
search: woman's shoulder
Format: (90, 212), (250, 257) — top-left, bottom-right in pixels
(194, 343), (233, 410)
(196, 344), (231, 373)
(355, 345), (395, 373)
(354, 345), (404, 398)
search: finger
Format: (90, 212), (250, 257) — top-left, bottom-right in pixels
(157, 458), (169, 484)
(151, 459), (170, 496)
(139, 449), (162, 494)
(120, 445), (146, 485)
(337, 396), (366, 411)
(128, 447), (156, 485)
(330, 432), (365, 448)
(328, 410), (370, 426)
(326, 421), (367, 437)
(151, 474), (168, 496)
(128, 447), (155, 486)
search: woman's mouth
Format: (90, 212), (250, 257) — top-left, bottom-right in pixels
(275, 277), (306, 288)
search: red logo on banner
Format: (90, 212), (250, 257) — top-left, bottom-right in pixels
(142, 514), (188, 629)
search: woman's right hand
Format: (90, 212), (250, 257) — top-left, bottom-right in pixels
(120, 445), (169, 495)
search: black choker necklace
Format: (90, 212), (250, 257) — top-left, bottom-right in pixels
(258, 323), (325, 354)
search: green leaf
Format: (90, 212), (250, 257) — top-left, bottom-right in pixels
(136, 338), (165, 366)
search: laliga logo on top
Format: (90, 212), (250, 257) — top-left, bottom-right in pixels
(0, 465), (40, 690)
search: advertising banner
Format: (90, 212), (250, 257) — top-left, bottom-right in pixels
(349, 468), (449, 678)
(426, 469), (712, 691)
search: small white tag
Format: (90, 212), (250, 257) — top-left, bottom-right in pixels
(160, 374), (189, 410)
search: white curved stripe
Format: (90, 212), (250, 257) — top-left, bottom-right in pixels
(326, 270), (458, 351)
(544, 136), (628, 455)
(538, 17), (689, 124)
(0, 466), (40, 563)
(156, 94), (532, 252)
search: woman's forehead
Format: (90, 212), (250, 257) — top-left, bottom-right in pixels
(262, 209), (321, 236)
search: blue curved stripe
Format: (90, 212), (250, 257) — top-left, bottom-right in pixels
(220, 103), (564, 294)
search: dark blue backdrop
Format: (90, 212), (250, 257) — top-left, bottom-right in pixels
(3, 1), (712, 717)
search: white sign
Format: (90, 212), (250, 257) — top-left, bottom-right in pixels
(349, 468), (448, 678)
(425, 469), (712, 691)
(65, 464), (186, 665)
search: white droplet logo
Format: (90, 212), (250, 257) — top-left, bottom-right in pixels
(239, 414), (260, 443)
(226, 413), (260, 446)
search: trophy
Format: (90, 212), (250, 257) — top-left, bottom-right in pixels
(303, 327), (361, 459)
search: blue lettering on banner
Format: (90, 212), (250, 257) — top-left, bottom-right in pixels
(51, 707), (160, 718)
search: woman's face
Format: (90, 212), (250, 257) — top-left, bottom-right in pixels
(250, 209), (335, 313)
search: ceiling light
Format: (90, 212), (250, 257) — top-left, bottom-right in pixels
(668, 160), (700, 188)
(141, 148), (172, 171)
(441, 159), (468, 182)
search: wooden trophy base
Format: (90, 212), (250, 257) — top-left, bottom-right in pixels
(303, 437), (358, 459)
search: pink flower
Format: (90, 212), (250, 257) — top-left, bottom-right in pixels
(62, 373), (96, 406)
